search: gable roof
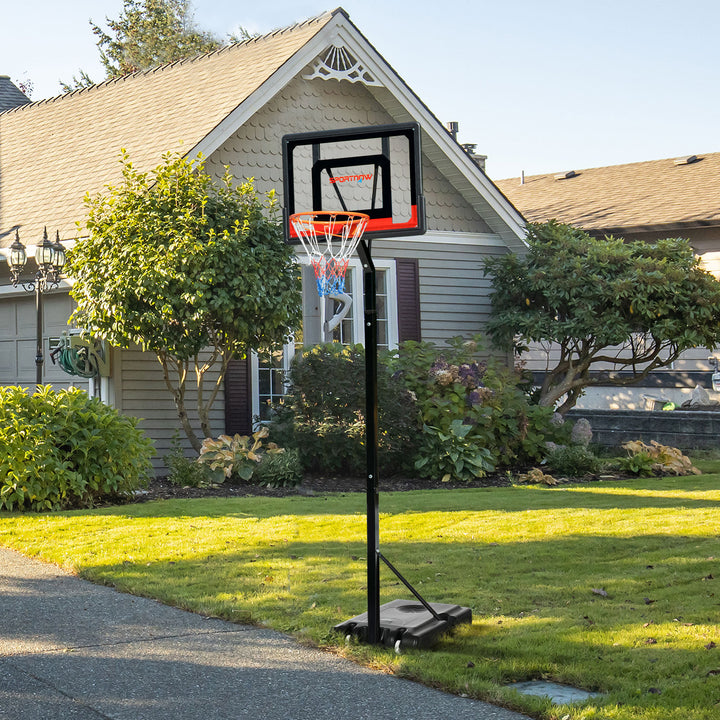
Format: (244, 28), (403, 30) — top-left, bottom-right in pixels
(495, 152), (720, 235)
(1, 7), (525, 251)
(0, 10), (336, 246)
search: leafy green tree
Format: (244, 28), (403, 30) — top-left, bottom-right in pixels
(484, 221), (720, 413)
(66, 152), (302, 451)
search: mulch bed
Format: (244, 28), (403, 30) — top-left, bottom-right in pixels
(131, 472), (516, 503)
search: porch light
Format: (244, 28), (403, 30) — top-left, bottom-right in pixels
(7, 229), (27, 279)
(52, 230), (66, 278)
(5, 227), (67, 387)
(35, 227), (56, 275)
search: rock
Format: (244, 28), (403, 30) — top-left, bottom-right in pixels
(571, 418), (593, 446)
(681, 384), (719, 409)
(691, 384), (711, 406)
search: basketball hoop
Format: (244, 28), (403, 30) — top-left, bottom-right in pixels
(289, 211), (369, 297)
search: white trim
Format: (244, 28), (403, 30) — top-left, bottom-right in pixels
(302, 43), (382, 86)
(328, 24), (527, 242)
(407, 231), (510, 247)
(250, 341), (296, 423)
(250, 353), (260, 421)
(326, 258), (398, 349)
(0, 239), (75, 260)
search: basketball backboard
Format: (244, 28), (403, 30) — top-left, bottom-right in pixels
(282, 122), (426, 241)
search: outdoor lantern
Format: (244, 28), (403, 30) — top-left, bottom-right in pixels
(52, 230), (66, 276)
(8, 229), (27, 277)
(35, 227), (56, 274)
(5, 225), (66, 387)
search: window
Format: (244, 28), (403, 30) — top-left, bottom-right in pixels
(326, 259), (397, 350)
(253, 343), (293, 423)
(330, 269), (355, 345)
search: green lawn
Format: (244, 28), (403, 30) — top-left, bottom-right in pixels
(2, 476), (719, 720)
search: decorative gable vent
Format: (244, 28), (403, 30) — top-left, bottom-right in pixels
(303, 44), (381, 86)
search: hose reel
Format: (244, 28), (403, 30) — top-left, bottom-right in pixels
(50, 331), (110, 379)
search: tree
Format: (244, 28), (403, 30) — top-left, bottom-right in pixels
(483, 221), (720, 413)
(66, 152), (302, 451)
(62, 0), (240, 91)
(93, 0), (220, 77)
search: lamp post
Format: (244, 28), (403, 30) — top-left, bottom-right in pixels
(6, 228), (66, 387)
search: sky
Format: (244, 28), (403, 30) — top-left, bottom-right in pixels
(2, 0), (719, 180)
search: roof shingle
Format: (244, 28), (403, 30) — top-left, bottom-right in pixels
(495, 153), (720, 233)
(0, 75), (30, 113)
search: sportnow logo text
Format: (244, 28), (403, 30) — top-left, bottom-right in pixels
(329, 173), (373, 184)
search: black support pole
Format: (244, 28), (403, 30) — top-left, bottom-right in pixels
(35, 282), (44, 388)
(357, 237), (380, 644)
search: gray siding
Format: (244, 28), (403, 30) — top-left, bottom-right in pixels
(0, 289), (87, 390)
(372, 236), (507, 345)
(117, 346), (225, 472)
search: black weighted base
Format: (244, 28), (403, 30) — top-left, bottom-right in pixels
(334, 599), (471, 649)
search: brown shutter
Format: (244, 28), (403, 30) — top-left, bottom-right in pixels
(396, 258), (421, 342)
(224, 357), (252, 435)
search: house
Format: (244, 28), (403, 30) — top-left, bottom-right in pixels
(0, 8), (526, 466)
(495, 153), (720, 409)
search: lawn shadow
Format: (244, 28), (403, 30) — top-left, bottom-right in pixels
(65, 533), (720, 718)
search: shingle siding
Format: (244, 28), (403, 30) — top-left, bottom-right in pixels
(204, 75), (491, 235)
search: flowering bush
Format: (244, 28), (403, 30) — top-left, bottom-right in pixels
(270, 336), (569, 482)
(388, 335), (568, 478)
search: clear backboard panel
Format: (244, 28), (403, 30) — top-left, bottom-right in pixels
(282, 123), (426, 241)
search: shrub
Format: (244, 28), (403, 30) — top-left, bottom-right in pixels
(0, 385), (154, 512)
(164, 435), (213, 487)
(415, 419), (495, 482)
(273, 343), (421, 476)
(272, 336), (569, 482)
(543, 444), (603, 476)
(253, 449), (303, 488)
(388, 335), (568, 478)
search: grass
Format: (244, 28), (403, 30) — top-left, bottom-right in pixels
(2, 475), (720, 720)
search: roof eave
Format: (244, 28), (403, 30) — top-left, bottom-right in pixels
(332, 19), (528, 249)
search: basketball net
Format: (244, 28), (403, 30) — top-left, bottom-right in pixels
(289, 212), (369, 298)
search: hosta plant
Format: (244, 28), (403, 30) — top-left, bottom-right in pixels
(415, 419), (495, 483)
(516, 467), (560, 486)
(620, 440), (701, 476)
(198, 426), (282, 482)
